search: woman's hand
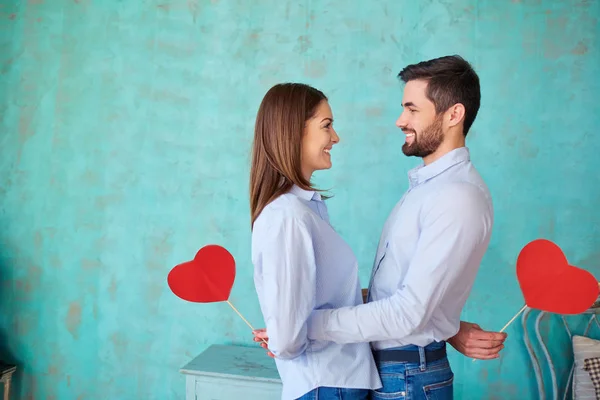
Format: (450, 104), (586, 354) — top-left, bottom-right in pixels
(447, 321), (507, 360)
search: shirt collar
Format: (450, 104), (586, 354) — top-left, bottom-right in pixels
(289, 184), (321, 201)
(408, 147), (470, 187)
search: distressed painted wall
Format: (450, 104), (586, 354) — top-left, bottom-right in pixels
(0, 0), (598, 399)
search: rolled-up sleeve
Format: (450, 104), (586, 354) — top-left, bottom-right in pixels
(254, 213), (317, 359)
(306, 184), (492, 344)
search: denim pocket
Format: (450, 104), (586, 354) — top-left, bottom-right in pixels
(339, 388), (369, 400)
(296, 388), (317, 400)
(423, 375), (454, 400)
(371, 373), (406, 400)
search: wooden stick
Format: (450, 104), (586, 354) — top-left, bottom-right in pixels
(472, 304), (527, 363)
(226, 300), (269, 347)
(498, 304), (528, 333)
(227, 300), (256, 330)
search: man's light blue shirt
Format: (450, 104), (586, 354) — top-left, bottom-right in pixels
(252, 185), (381, 400)
(307, 147), (494, 350)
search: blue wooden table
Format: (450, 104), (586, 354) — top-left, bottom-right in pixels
(180, 344), (282, 399)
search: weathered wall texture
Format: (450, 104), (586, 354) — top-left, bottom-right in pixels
(0, 0), (598, 398)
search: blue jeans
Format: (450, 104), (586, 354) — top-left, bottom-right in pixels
(296, 387), (370, 400)
(370, 342), (454, 400)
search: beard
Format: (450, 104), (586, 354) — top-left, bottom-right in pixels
(401, 114), (444, 158)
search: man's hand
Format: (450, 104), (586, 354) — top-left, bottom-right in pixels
(447, 321), (507, 360)
(252, 328), (275, 358)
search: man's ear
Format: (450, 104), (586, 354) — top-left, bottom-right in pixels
(447, 103), (466, 128)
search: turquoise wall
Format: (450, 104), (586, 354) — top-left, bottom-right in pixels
(1, 0), (599, 399)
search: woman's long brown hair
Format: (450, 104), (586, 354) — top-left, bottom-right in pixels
(249, 83), (327, 227)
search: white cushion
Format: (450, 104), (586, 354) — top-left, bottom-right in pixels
(573, 335), (600, 399)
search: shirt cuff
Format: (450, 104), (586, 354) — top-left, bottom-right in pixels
(306, 309), (328, 341)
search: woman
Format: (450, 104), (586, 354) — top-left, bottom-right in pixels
(249, 83), (382, 400)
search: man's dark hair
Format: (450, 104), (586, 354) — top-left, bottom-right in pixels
(398, 55), (481, 136)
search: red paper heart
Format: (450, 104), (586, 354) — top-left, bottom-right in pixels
(516, 239), (598, 314)
(167, 244), (236, 303)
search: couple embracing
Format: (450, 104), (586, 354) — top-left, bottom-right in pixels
(248, 55), (505, 400)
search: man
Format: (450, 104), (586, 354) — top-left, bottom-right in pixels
(254, 55), (506, 397)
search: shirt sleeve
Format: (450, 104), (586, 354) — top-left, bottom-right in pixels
(254, 213), (317, 359)
(306, 184), (493, 344)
